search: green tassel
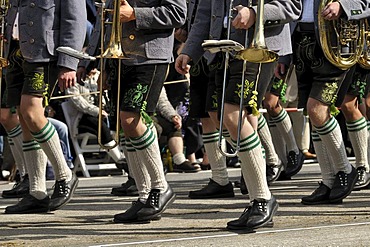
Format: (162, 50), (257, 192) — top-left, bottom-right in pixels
(330, 104), (340, 117)
(140, 101), (152, 125)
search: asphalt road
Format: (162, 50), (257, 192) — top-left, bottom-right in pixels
(1, 162), (370, 247)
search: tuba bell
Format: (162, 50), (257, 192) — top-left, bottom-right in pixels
(318, 0), (365, 70)
(358, 19), (370, 69)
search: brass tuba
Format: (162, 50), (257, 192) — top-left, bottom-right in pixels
(318, 0), (365, 70)
(358, 19), (370, 69)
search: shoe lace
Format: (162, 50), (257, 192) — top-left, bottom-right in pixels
(357, 168), (365, 182)
(53, 180), (69, 195)
(253, 200), (268, 212)
(337, 172), (348, 186)
(149, 190), (160, 207)
(288, 152), (298, 166)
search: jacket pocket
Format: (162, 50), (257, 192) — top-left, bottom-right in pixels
(37, 0), (55, 10)
(46, 30), (59, 56)
(145, 34), (172, 60)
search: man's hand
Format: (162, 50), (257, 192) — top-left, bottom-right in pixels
(76, 66), (87, 85)
(322, 2), (342, 20)
(120, 0), (135, 22)
(175, 28), (188, 43)
(172, 115), (182, 130)
(232, 6), (256, 29)
(175, 54), (191, 75)
(58, 67), (76, 92)
(274, 63), (288, 79)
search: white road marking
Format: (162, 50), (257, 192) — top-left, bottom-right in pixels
(89, 221), (370, 247)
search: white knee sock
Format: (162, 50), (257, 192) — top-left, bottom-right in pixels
(234, 131), (271, 201)
(347, 117), (368, 171)
(32, 121), (72, 181)
(271, 108), (299, 154)
(125, 139), (150, 201)
(257, 114), (280, 166)
(312, 130), (335, 188)
(7, 125), (27, 177)
(23, 140), (48, 199)
(203, 131), (228, 185)
(316, 117), (352, 174)
(130, 124), (168, 191)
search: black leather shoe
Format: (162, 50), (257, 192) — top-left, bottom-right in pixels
(114, 199), (161, 224)
(227, 195), (278, 230)
(2, 174), (30, 198)
(188, 179), (235, 199)
(111, 177), (139, 196)
(172, 160), (199, 173)
(285, 150), (305, 177)
(354, 166), (370, 190)
(137, 186), (176, 220)
(266, 162), (282, 184)
(5, 194), (50, 214)
(329, 165), (358, 203)
(301, 182), (332, 205)
(49, 173), (79, 211)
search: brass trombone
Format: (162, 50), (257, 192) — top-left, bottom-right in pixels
(217, 0), (277, 157)
(97, 0), (129, 150)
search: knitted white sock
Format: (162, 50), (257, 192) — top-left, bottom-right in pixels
(203, 131), (228, 186)
(347, 117), (369, 171)
(257, 114), (280, 166)
(23, 140), (48, 199)
(130, 125), (167, 191)
(312, 130), (335, 188)
(316, 117), (352, 174)
(268, 117), (288, 168)
(271, 108), (299, 154)
(125, 139), (150, 201)
(172, 153), (186, 165)
(32, 121), (72, 181)
(7, 125), (27, 176)
(234, 131), (271, 201)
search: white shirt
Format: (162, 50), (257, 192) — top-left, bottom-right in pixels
(12, 12), (19, 40)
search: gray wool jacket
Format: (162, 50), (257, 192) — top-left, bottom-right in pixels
(5, 0), (86, 71)
(182, 0), (302, 64)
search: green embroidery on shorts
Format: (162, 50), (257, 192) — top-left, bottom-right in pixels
(31, 73), (44, 91)
(212, 94), (218, 109)
(272, 78), (287, 103)
(321, 82), (338, 104)
(15, 49), (22, 58)
(235, 79), (252, 100)
(123, 84), (148, 109)
(189, 63), (200, 76)
(350, 76), (366, 103)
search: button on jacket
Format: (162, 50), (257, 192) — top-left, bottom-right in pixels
(5, 0), (87, 71)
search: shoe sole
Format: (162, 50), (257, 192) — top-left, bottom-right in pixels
(49, 178), (79, 211)
(227, 203), (279, 231)
(301, 199), (343, 205)
(1, 193), (29, 199)
(114, 215), (161, 224)
(226, 220), (274, 231)
(5, 207), (50, 214)
(138, 193), (176, 221)
(329, 173), (359, 203)
(189, 192), (235, 199)
(172, 169), (199, 173)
